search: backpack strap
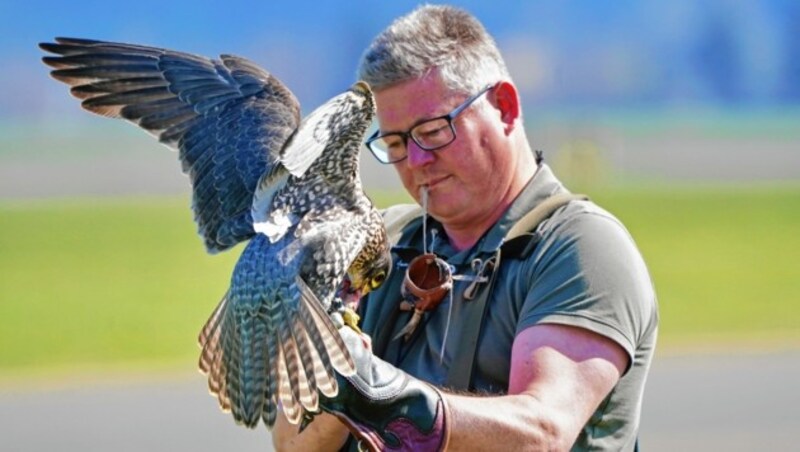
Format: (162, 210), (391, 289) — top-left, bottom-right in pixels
(445, 193), (588, 390)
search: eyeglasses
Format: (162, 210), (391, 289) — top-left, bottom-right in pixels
(365, 84), (494, 164)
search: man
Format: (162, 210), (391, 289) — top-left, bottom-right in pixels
(273, 4), (658, 451)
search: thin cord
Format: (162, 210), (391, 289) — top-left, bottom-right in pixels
(421, 187), (429, 254)
(439, 289), (454, 363)
(429, 228), (439, 254)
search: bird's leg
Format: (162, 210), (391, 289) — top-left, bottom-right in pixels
(342, 308), (362, 334)
(329, 296), (362, 334)
(333, 276), (362, 331)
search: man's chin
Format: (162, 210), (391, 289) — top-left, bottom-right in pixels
(424, 201), (462, 223)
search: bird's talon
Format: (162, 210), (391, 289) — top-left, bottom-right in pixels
(342, 307), (362, 333)
(330, 311), (345, 329)
(329, 297), (345, 315)
(298, 411), (318, 433)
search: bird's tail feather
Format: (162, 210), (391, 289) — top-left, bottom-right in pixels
(277, 346), (302, 424)
(287, 316), (320, 411)
(296, 277), (356, 377)
(197, 278), (358, 429)
(198, 293), (233, 412)
(261, 331), (280, 427)
(275, 299), (307, 422)
(198, 292), (272, 428)
(233, 306), (270, 428)
(297, 300), (339, 397)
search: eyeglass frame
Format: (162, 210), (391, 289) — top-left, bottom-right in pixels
(364, 83), (495, 164)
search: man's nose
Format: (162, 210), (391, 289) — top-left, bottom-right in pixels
(406, 139), (435, 168)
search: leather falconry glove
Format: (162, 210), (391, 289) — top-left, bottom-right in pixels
(318, 327), (450, 452)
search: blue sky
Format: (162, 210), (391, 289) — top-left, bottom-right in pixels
(3, 0), (553, 117)
(2, 0), (798, 121)
(1, 0), (797, 194)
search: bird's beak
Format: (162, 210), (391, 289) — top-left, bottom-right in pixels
(337, 277), (363, 310)
(342, 289), (361, 311)
(359, 283), (373, 297)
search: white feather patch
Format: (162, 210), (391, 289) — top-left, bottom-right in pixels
(254, 210), (294, 243)
(250, 168), (289, 234)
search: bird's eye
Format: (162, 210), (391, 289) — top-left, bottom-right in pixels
(370, 271), (387, 289)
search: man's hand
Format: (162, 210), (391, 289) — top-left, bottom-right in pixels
(317, 327), (450, 452)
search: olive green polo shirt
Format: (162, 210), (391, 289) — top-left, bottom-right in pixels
(359, 164), (658, 451)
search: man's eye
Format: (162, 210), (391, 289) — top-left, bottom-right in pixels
(382, 136), (403, 149)
(413, 119), (450, 145)
(418, 125), (447, 138)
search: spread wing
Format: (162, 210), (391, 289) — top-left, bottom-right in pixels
(39, 37), (302, 253)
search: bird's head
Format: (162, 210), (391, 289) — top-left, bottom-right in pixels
(350, 80), (374, 112)
(332, 80), (375, 137)
(340, 239), (392, 309)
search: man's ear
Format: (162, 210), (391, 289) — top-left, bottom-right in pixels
(491, 81), (520, 133)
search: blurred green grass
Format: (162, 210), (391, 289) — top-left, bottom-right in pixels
(590, 185), (800, 343)
(1, 187), (798, 378)
(0, 197), (238, 378)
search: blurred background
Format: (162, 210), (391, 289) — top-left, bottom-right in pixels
(1, 0), (798, 451)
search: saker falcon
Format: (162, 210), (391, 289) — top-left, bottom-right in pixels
(39, 37), (391, 429)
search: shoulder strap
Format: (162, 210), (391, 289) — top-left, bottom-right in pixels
(505, 193), (588, 241)
(445, 192), (588, 390)
(501, 193), (589, 260)
(382, 204), (424, 244)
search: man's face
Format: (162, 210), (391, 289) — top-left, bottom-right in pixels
(373, 73), (517, 230)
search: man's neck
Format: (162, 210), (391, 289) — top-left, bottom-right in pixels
(442, 163), (538, 252)
(441, 206), (506, 252)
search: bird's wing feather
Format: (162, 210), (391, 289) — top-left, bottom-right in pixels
(40, 37), (301, 253)
(250, 89), (358, 241)
(276, 91), (351, 177)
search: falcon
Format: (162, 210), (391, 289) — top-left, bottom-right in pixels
(39, 37), (391, 429)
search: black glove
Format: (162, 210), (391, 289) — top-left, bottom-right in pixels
(318, 327), (450, 452)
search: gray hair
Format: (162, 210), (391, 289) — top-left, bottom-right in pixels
(358, 4), (511, 95)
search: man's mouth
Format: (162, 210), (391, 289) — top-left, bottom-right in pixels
(420, 175), (450, 191)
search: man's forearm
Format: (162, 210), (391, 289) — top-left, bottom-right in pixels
(443, 392), (575, 452)
(272, 411), (350, 452)
(273, 391), (574, 452)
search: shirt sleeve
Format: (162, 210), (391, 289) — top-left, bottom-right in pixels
(516, 203), (657, 363)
